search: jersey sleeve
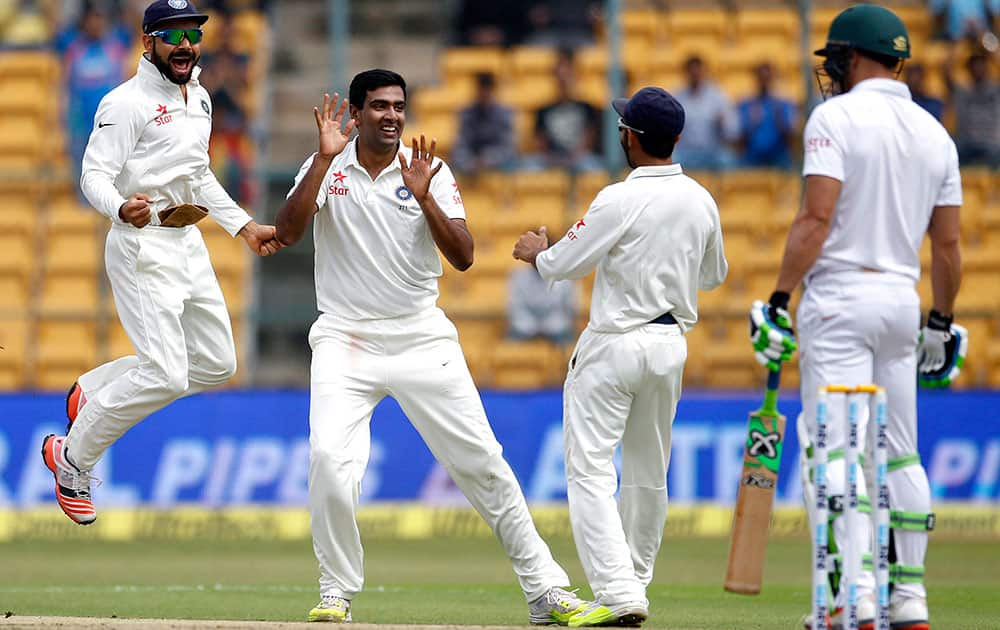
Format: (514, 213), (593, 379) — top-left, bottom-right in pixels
(802, 105), (846, 181)
(935, 139), (963, 207)
(287, 152), (331, 210)
(536, 186), (626, 282)
(80, 91), (146, 221)
(429, 160), (466, 220)
(700, 202), (728, 291)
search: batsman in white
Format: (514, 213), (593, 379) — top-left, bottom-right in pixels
(747, 5), (965, 629)
(273, 69), (589, 624)
(514, 87), (728, 627)
(42, 0), (281, 526)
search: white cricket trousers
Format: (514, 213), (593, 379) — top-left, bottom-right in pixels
(307, 307), (569, 602)
(563, 323), (686, 608)
(798, 271), (930, 603)
(64, 224), (236, 471)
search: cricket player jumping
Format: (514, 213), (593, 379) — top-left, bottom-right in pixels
(748, 5), (965, 629)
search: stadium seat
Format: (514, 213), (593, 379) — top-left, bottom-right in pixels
(200, 222), (250, 277)
(44, 231), (101, 274)
(472, 235), (518, 276)
(34, 318), (99, 390)
(0, 50), (57, 80)
(734, 8), (799, 51)
(440, 47), (505, 78)
(38, 273), (100, 315)
(0, 317), (29, 389)
(664, 8), (730, 49)
(46, 198), (102, 233)
(411, 112), (459, 156)
(491, 339), (563, 389)
(0, 273), (30, 314)
(0, 184), (40, 236)
(499, 75), (559, 110)
(509, 46), (559, 78)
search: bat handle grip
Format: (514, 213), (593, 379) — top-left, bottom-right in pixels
(762, 368), (781, 415)
(766, 369), (781, 391)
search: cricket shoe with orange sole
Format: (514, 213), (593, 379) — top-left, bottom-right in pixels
(889, 598), (929, 630)
(41, 434), (97, 525)
(803, 594), (875, 630)
(65, 381), (86, 431)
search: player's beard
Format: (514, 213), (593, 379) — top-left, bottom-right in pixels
(150, 45), (199, 85)
(620, 133), (637, 169)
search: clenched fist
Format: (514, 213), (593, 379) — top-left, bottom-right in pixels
(119, 193), (152, 228)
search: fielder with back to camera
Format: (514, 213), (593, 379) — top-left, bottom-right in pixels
(41, 0), (281, 526)
(748, 5), (966, 629)
(514, 86), (728, 627)
(274, 69), (591, 624)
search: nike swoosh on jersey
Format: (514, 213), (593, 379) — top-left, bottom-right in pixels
(98, 122), (116, 128)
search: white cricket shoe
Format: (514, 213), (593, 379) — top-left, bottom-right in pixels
(889, 597), (929, 630)
(529, 586), (591, 625)
(308, 595), (351, 622)
(802, 594), (876, 630)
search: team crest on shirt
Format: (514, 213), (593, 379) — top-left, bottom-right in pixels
(395, 186), (413, 201)
(201, 99), (210, 115)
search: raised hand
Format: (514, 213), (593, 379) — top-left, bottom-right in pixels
(398, 134), (443, 203)
(315, 92), (355, 159)
(119, 193), (152, 228)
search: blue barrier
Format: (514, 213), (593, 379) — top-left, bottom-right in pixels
(1, 389), (997, 507)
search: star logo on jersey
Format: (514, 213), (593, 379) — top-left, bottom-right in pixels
(566, 217), (587, 241)
(332, 171), (347, 184)
(328, 171), (349, 196)
(575, 218), (586, 230)
(154, 103), (172, 126)
(451, 181), (463, 205)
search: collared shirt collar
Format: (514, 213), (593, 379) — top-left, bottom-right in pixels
(344, 137), (406, 176)
(850, 78), (910, 99)
(626, 163), (683, 181)
(136, 54), (202, 90)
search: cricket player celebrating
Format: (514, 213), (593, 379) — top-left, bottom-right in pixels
(274, 70), (589, 624)
(514, 87), (728, 627)
(42, 0), (280, 525)
(748, 5), (964, 629)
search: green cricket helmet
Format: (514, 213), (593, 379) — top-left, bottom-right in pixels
(816, 4), (911, 59)
(815, 4), (910, 97)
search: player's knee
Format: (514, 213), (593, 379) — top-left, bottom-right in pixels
(140, 362), (189, 398)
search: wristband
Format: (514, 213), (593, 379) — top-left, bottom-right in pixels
(768, 291), (791, 312)
(926, 309), (953, 331)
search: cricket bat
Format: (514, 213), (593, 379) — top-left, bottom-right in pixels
(724, 368), (786, 595)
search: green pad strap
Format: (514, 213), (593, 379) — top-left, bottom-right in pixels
(890, 510), (936, 531)
(890, 563), (925, 584)
(888, 453), (921, 472)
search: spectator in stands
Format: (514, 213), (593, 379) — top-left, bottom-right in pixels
(523, 49), (602, 172)
(673, 56), (737, 171)
(507, 265), (577, 345)
(451, 72), (517, 174)
(57, 1), (131, 190)
(522, 1), (601, 48)
(209, 89), (254, 205)
(945, 51), (1000, 166)
(930, 0), (998, 42)
(453, 0), (530, 46)
(905, 62), (945, 121)
(735, 62), (797, 168)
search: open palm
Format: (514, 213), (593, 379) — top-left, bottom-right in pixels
(315, 92), (355, 159)
(398, 134), (443, 202)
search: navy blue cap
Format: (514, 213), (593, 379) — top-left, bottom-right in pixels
(142, 0), (209, 33)
(612, 87), (685, 139)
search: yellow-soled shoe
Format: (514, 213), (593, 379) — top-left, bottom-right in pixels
(568, 602), (648, 627)
(308, 596), (351, 622)
(529, 586), (591, 625)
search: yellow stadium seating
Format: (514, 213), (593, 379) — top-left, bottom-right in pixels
(491, 339), (564, 389)
(440, 47), (505, 78)
(0, 273), (30, 314)
(0, 185), (39, 236)
(734, 8), (799, 50)
(38, 273), (99, 315)
(44, 231), (101, 274)
(509, 46), (559, 77)
(0, 317), (29, 388)
(0, 50), (57, 79)
(499, 75), (560, 111)
(34, 318), (98, 390)
(411, 112), (459, 156)
(664, 9), (730, 49)
(200, 222), (250, 278)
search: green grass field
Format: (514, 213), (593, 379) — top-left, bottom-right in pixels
(2, 536), (998, 628)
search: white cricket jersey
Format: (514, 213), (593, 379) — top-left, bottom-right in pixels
(289, 139), (466, 321)
(80, 56), (253, 236)
(802, 78), (962, 284)
(536, 163), (727, 333)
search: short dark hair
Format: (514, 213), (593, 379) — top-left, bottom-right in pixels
(856, 47), (901, 71)
(636, 133), (676, 159)
(349, 69), (407, 109)
(475, 72), (495, 89)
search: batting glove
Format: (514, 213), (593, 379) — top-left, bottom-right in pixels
(918, 311), (968, 388)
(749, 292), (797, 372)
